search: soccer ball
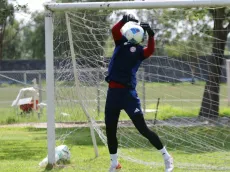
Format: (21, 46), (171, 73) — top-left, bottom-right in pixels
(55, 145), (71, 161)
(123, 24), (144, 44)
(39, 145), (71, 167)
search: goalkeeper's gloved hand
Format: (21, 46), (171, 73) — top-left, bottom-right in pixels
(140, 22), (155, 37)
(121, 14), (138, 23)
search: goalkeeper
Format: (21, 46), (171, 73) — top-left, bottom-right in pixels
(105, 14), (174, 172)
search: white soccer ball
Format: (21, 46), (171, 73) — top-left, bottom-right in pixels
(123, 24), (144, 44)
(55, 145), (71, 161)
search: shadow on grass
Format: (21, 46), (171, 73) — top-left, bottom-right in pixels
(0, 140), (46, 160)
(0, 127), (47, 161)
(41, 161), (73, 172)
(26, 127), (105, 146)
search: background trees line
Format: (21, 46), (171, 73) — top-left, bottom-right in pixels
(0, 0), (44, 60)
(1, 0), (230, 117)
(1, 1), (230, 60)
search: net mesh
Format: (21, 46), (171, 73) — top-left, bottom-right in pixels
(52, 7), (230, 171)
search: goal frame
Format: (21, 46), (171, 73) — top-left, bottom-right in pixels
(44, 0), (230, 166)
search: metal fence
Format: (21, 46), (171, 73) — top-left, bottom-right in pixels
(0, 70), (45, 109)
(0, 69), (146, 114)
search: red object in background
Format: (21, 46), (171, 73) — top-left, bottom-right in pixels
(20, 100), (38, 112)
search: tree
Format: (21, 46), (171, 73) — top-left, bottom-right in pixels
(199, 8), (230, 118)
(21, 8), (109, 61)
(0, 0), (14, 60)
(51, 0), (113, 67)
(2, 19), (22, 59)
(137, 8), (230, 117)
(0, 0), (27, 60)
(21, 12), (45, 59)
(137, 8), (213, 57)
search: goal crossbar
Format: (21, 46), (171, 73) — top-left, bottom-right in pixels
(44, 0), (230, 11)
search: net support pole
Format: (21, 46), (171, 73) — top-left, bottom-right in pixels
(65, 12), (99, 157)
(45, 10), (56, 165)
(226, 60), (230, 106)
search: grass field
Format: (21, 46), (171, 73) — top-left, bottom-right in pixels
(1, 103), (230, 125)
(0, 82), (230, 124)
(0, 126), (229, 172)
(0, 82), (230, 171)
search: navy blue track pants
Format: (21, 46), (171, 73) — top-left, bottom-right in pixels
(105, 88), (163, 154)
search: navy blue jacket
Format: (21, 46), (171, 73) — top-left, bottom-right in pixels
(105, 36), (145, 89)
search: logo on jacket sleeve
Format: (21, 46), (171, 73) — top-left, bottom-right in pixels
(130, 46), (136, 52)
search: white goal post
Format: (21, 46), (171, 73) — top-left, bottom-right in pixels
(45, 0), (230, 10)
(44, 0), (230, 166)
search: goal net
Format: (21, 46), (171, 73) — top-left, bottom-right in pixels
(46, 1), (230, 171)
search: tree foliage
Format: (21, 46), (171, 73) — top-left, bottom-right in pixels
(0, 0), (14, 60)
(137, 8), (215, 58)
(2, 19), (22, 59)
(21, 12), (45, 59)
(52, 0), (113, 67)
(137, 7), (230, 117)
(1, 0), (112, 60)
(0, 0), (27, 60)
(139, 7), (230, 117)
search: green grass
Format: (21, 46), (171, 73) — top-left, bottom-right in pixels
(1, 83), (229, 171)
(0, 126), (229, 172)
(0, 108), (47, 124)
(0, 82), (229, 124)
(1, 103), (229, 125)
(0, 82), (228, 106)
(0, 104), (229, 125)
